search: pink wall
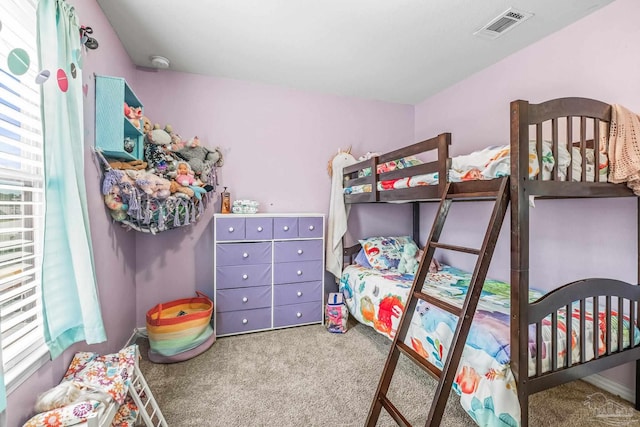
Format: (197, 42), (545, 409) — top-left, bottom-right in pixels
(11, 0), (639, 423)
(131, 72), (414, 325)
(8, 1), (139, 424)
(414, 0), (640, 392)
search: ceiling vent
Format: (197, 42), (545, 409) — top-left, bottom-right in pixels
(474, 7), (533, 40)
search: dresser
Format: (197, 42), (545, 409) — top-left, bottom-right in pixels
(214, 213), (325, 337)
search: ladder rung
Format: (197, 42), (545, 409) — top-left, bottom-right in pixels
(397, 341), (442, 380)
(379, 394), (411, 427)
(446, 191), (498, 199)
(429, 242), (480, 255)
(414, 291), (462, 317)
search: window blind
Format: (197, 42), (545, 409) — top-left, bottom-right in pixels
(0, 0), (47, 391)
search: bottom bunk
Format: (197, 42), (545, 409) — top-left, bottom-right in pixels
(340, 245), (640, 426)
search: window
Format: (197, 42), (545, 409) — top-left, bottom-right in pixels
(0, 0), (48, 392)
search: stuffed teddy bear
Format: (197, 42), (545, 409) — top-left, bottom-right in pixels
(397, 244), (419, 275)
(142, 116), (153, 135)
(169, 180), (194, 198)
(175, 137), (223, 175)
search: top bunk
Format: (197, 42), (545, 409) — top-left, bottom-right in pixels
(343, 133), (451, 203)
(343, 97), (637, 205)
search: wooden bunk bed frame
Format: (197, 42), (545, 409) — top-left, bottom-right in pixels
(342, 97), (640, 426)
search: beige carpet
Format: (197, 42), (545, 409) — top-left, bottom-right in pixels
(138, 323), (639, 426)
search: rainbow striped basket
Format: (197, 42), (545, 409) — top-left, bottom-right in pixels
(146, 292), (214, 359)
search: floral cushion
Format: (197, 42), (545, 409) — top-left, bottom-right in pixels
(111, 395), (139, 427)
(63, 345), (137, 405)
(22, 400), (101, 427)
(358, 236), (418, 270)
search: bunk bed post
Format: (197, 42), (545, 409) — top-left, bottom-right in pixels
(412, 202), (420, 246)
(510, 100), (531, 427)
(438, 133), (451, 196)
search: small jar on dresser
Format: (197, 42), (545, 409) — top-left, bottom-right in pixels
(214, 213), (325, 337)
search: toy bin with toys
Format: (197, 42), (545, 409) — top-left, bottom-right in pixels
(95, 76), (224, 234)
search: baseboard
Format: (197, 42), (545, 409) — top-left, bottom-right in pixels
(582, 373), (635, 403)
(126, 327), (148, 346)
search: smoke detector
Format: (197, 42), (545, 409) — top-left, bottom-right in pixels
(474, 7), (533, 40)
(149, 55), (170, 69)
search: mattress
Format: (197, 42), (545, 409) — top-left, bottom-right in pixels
(343, 143), (608, 195)
(339, 263), (638, 427)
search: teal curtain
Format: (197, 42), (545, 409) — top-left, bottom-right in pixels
(37, 0), (106, 359)
(0, 333), (5, 427)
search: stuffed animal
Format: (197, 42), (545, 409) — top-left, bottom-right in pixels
(173, 161), (208, 200)
(397, 244), (419, 275)
(104, 193), (128, 221)
(108, 159), (147, 170)
(358, 151), (381, 161)
(164, 124), (186, 151)
(175, 161), (197, 186)
(169, 180), (194, 198)
(144, 126), (173, 174)
(126, 170), (171, 199)
(175, 137), (223, 175)
(124, 104), (141, 128)
(142, 116), (153, 134)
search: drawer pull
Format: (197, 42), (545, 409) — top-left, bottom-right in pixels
(242, 274), (248, 280)
(242, 252), (249, 258)
(228, 226), (234, 232)
(297, 249), (303, 255)
(297, 291), (303, 297)
(297, 270), (302, 276)
(283, 225), (289, 231)
(242, 297), (248, 303)
(296, 312), (302, 318)
(257, 226), (263, 232)
(242, 319), (248, 324)
(309, 225), (315, 231)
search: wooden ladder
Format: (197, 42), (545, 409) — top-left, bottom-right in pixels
(366, 177), (510, 427)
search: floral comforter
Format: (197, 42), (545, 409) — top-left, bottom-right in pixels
(339, 264), (639, 427)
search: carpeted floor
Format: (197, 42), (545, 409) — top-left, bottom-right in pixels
(137, 323), (639, 426)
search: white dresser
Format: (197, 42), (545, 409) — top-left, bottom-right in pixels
(213, 213), (325, 337)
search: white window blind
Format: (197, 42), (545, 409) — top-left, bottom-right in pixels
(0, 0), (48, 392)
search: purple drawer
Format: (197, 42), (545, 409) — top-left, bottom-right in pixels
(274, 281), (322, 306)
(216, 217), (245, 241)
(273, 217), (298, 239)
(216, 264), (271, 289)
(216, 286), (271, 312)
(216, 242), (272, 266)
(298, 217), (323, 238)
(216, 308), (271, 336)
(245, 217), (273, 240)
(273, 301), (322, 328)
(274, 240), (323, 263)
(273, 260), (323, 284)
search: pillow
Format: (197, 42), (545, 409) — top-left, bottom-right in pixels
(22, 400), (101, 427)
(358, 236), (418, 270)
(63, 345), (137, 405)
(354, 248), (372, 268)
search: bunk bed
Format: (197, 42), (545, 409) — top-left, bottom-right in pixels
(338, 97), (640, 426)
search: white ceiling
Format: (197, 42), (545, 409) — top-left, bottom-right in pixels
(96, 0), (613, 105)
